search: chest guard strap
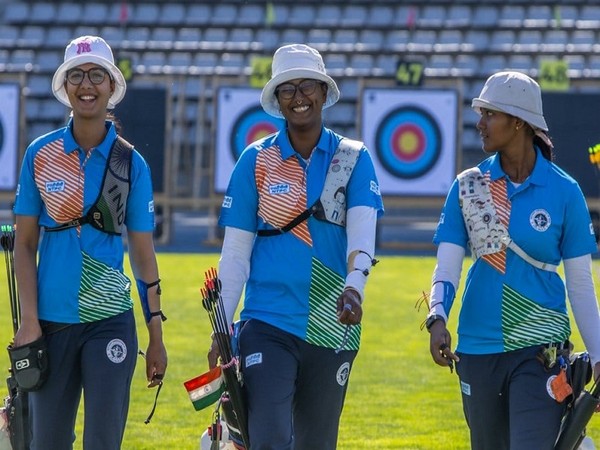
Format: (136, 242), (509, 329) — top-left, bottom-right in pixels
(257, 138), (362, 237)
(44, 136), (133, 236)
(458, 167), (558, 272)
(312, 138), (362, 227)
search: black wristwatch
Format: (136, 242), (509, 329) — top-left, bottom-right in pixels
(425, 314), (445, 331)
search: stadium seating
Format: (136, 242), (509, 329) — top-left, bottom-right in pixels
(0, 0), (598, 200)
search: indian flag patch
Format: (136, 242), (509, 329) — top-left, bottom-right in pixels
(184, 366), (224, 411)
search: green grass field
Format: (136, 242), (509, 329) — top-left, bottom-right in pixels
(1, 254), (599, 449)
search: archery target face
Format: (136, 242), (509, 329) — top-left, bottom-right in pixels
(376, 106), (441, 179)
(0, 84), (19, 190)
(216, 87), (284, 192)
(230, 106), (282, 161)
(362, 89), (457, 196)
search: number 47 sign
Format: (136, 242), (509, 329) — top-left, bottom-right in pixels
(395, 60), (424, 87)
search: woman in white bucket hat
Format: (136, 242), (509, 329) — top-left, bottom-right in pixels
(424, 70), (600, 449)
(209, 43), (383, 449)
(51, 35), (126, 110)
(12, 35), (167, 450)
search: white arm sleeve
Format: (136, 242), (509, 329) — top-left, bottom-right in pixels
(429, 242), (465, 322)
(344, 205), (378, 301)
(564, 254), (600, 367)
(217, 226), (254, 325)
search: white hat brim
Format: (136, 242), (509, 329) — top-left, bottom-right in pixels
(472, 97), (548, 132)
(260, 68), (340, 118)
(52, 55), (127, 109)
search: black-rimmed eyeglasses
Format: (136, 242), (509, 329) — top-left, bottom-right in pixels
(275, 79), (324, 100)
(66, 68), (111, 85)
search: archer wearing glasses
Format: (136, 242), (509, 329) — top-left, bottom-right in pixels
(275, 79), (325, 100)
(13, 35), (167, 450)
(212, 43), (383, 450)
(66, 67), (112, 85)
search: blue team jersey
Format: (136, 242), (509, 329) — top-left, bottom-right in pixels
(219, 126), (384, 349)
(434, 148), (597, 354)
(14, 119), (155, 324)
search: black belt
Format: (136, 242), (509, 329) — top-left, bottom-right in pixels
(40, 320), (72, 335)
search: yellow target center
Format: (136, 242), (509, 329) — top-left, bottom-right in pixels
(398, 131), (419, 155)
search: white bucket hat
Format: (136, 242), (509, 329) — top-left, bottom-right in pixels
(52, 35), (126, 109)
(260, 44), (340, 118)
(471, 71), (548, 131)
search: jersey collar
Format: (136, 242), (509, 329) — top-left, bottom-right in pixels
(62, 118), (118, 159)
(276, 125), (335, 161)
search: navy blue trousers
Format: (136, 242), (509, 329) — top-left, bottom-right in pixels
(29, 310), (137, 450)
(456, 346), (567, 450)
(239, 319), (357, 450)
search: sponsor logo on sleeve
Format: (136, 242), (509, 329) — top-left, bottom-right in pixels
(370, 180), (380, 196)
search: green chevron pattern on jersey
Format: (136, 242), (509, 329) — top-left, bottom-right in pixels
(502, 284), (570, 351)
(79, 251), (133, 322)
(306, 257), (361, 350)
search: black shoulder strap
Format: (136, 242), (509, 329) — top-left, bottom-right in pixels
(256, 204), (319, 237)
(44, 136), (133, 235)
(256, 138), (363, 237)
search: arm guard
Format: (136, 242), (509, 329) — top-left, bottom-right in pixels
(136, 278), (164, 324)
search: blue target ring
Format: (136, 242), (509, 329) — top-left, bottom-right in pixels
(376, 106), (441, 179)
(230, 106), (284, 161)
